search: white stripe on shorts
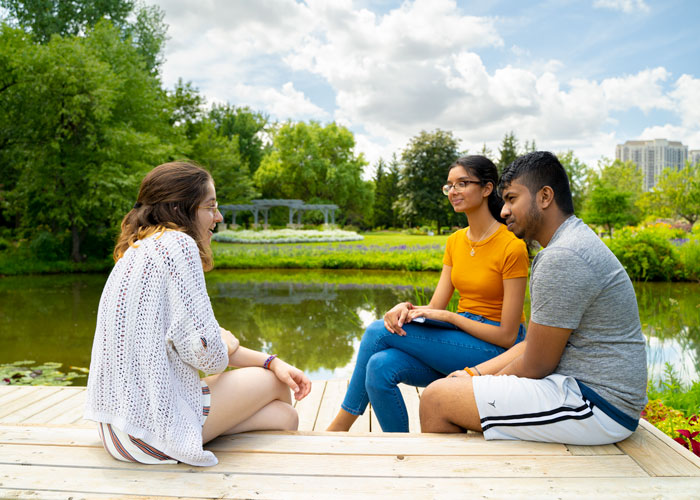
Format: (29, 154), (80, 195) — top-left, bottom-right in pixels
(472, 373), (633, 445)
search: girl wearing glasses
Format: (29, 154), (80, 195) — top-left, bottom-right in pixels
(85, 161), (311, 466)
(328, 155), (528, 432)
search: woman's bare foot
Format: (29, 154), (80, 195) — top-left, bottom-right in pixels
(326, 409), (359, 431)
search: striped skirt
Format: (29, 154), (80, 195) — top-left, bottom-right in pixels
(98, 380), (211, 464)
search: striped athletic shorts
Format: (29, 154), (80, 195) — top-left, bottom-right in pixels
(97, 380), (211, 464)
(472, 373), (636, 445)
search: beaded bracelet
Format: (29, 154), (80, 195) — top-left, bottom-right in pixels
(263, 354), (278, 370)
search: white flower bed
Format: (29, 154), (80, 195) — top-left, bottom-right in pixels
(213, 229), (364, 244)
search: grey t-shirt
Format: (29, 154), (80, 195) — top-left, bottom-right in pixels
(530, 216), (647, 419)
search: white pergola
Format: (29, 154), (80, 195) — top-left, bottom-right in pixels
(219, 199), (339, 227)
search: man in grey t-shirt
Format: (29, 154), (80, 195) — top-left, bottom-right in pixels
(420, 151), (647, 445)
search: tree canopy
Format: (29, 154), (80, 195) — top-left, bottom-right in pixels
(254, 121), (372, 226)
(397, 129), (460, 233)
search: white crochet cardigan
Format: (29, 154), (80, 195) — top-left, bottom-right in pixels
(84, 230), (228, 466)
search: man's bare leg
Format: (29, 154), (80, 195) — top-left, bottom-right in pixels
(419, 376), (482, 433)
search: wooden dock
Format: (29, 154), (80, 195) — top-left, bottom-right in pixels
(1, 382), (699, 498)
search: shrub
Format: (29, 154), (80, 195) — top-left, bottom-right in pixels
(605, 225), (684, 281)
(642, 400), (700, 457)
(29, 231), (68, 261)
(0, 237), (9, 251)
(679, 234), (700, 282)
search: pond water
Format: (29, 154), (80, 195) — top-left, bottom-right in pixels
(1, 269), (698, 386)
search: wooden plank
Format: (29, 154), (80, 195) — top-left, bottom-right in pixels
(210, 432), (570, 456)
(0, 444), (647, 478)
(399, 383), (421, 433)
(567, 444), (622, 455)
(0, 425), (101, 447)
(0, 386), (23, 402)
(2, 476), (700, 500)
(294, 380), (324, 431)
(0, 424), (570, 455)
(639, 418), (700, 470)
(314, 379), (346, 431)
(23, 389), (86, 424)
(48, 390), (89, 425)
(0, 386), (63, 420)
(0, 491), (177, 500)
(0, 386), (43, 409)
(2, 388), (81, 424)
(617, 422), (700, 477)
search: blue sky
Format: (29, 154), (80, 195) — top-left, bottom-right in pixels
(153, 0), (700, 172)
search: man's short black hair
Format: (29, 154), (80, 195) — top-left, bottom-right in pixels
(499, 151), (575, 215)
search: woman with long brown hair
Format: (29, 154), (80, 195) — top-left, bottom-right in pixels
(85, 161), (311, 466)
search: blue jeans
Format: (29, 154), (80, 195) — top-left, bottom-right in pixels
(341, 312), (526, 432)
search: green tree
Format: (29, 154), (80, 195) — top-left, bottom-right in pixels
(1, 21), (174, 261)
(397, 129), (460, 233)
(583, 183), (636, 237)
(1, 0), (167, 72)
(209, 103), (269, 175)
(372, 156), (401, 228)
(584, 158), (643, 228)
(190, 120), (258, 204)
(478, 143), (494, 163)
(497, 131), (519, 174)
(254, 121), (372, 226)
(557, 150), (589, 213)
(640, 162), (700, 227)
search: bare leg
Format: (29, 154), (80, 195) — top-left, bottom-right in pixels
(419, 377), (482, 433)
(326, 408), (359, 431)
(202, 367), (297, 443)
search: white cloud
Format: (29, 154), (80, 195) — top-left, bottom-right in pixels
(671, 74), (700, 127)
(600, 67), (673, 112)
(593, 0), (651, 14)
(152, 1), (698, 172)
(232, 82), (328, 120)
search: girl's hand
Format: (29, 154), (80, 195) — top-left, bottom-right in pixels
(270, 358), (312, 401)
(448, 369), (469, 378)
(406, 308), (444, 322)
(384, 302), (413, 336)
(220, 327), (240, 358)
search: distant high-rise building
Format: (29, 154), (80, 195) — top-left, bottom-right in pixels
(616, 139), (688, 190)
(690, 150), (700, 166)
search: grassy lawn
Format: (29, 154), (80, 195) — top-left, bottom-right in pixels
(212, 231), (450, 271)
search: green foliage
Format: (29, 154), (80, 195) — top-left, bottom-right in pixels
(605, 225), (684, 281)
(583, 158), (642, 235)
(557, 150), (589, 213)
(29, 230), (68, 261)
(642, 399), (700, 457)
(679, 236), (700, 282)
(209, 103), (269, 175)
(648, 363), (700, 419)
(190, 120), (258, 203)
(254, 121), (372, 226)
(1, 0), (167, 73)
(643, 162), (700, 227)
(397, 129), (460, 233)
(496, 131), (518, 174)
(1, 360), (87, 386)
(0, 21), (174, 262)
(584, 184), (635, 236)
(372, 156), (401, 228)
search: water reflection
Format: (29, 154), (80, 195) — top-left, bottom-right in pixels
(0, 270), (698, 385)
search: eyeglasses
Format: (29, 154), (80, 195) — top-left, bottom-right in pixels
(198, 201), (219, 215)
(442, 180), (482, 196)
